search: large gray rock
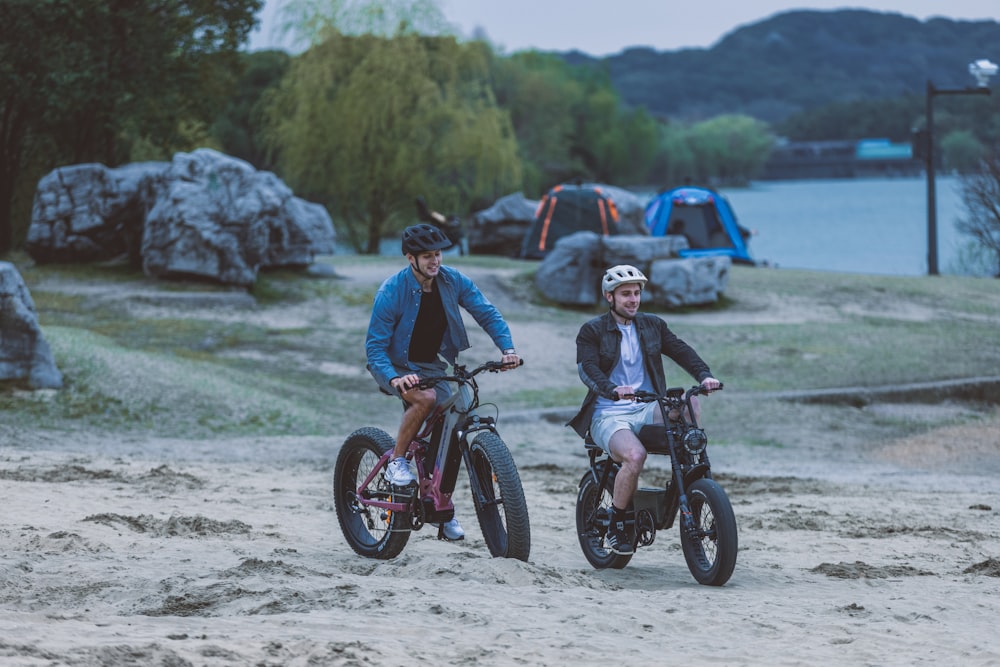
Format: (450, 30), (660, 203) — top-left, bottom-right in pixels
(601, 234), (688, 265)
(26, 161), (167, 264)
(26, 149), (336, 287)
(535, 232), (730, 307)
(468, 192), (538, 256)
(647, 255), (730, 308)
(0, 262), (62, 389)
(533, 232), (605, 305)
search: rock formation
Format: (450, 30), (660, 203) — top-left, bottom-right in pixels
(26, 149), (336, 288)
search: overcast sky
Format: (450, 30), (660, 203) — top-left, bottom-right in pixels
(248, 0), (1000, 56)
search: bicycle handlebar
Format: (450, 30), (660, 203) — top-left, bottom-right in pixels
(416, 358), (524, 389)
(619, 383), (724, 402)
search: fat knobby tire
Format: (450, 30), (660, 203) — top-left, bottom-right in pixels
(468, 431), (531, 561)
(680, 477), (738, 586)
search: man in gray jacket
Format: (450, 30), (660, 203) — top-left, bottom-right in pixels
(569, 264), (720, 555)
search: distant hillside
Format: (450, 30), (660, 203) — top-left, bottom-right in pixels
(561, 9), (1000, 124)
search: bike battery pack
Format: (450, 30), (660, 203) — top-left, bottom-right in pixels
(633, 487), (667, 525)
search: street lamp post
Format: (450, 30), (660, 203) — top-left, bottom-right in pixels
(924, 59), (997, 275)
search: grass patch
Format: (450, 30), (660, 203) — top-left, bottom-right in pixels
(4, 255), (998, 444)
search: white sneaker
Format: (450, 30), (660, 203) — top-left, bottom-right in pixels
(436, 517), (465, 541)
(384, 457), (414, 486)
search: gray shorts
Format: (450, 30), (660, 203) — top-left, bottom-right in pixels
(590, 401), (660, 453)
(373, 359), (451, 405)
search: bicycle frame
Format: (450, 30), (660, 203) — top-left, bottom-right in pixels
(645, 387), (715, 531)
(352, 364), (502, 524)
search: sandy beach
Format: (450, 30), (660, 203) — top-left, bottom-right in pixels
(2, 258), (999, 666)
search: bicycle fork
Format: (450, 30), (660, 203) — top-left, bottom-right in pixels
(457, 418), (500, 514)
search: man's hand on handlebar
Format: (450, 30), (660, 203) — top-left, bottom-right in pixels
(499, 352), (521, 370)
(700, 377), (722, 392)
(390, 373), (421, 393)
(611, 385), (636, 401)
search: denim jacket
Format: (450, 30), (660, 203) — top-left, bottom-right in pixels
(366, 265), (514, 387)
(568, 310), (712, 438)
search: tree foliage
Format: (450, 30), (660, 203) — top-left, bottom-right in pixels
(264, 31), (520, 252)
(489, 52), (662, 195)
(212, 50), (293, 170)
(274, 0), (451, 50)
(687, 115), (775, 187)
(957, 148), (1000, 276)
(0, 0), (263, 256)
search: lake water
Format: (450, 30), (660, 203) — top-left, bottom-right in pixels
(717, 176), (984, 276)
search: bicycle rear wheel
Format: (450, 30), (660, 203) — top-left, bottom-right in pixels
(466, 431), (531, 561)
(679, 478), (738, 586)
(334, 427), (410, 559)
(576, 471), (632, 569)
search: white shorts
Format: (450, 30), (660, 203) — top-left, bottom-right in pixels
(589, 401), (661, 453)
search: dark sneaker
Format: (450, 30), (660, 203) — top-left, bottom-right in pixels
(606, 520), (634, 555)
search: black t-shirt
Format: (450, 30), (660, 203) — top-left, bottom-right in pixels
(408, 281), (447, 363)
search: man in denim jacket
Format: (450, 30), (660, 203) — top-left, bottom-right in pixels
(568, 264), (720, 555)
(366, 223), (520, 540)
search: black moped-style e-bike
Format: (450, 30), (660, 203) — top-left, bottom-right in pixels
(575, 384), (737, 585)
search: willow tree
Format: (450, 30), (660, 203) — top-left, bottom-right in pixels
(265, 31), (521, 252)
(273, 0), (450, 47)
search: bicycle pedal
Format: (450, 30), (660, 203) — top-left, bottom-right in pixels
(390, 481), (417, 493)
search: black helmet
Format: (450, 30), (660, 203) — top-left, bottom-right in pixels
(402, 223), (452, 255)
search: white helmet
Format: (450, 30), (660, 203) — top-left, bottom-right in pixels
(602, 264), (647, 293)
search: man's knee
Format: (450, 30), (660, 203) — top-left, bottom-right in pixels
(610, 432), (646, 467)
(406, 388), (437, 413)
(624, 445), (647, 468)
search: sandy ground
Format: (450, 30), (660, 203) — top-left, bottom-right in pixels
(2, 261), (999, 666)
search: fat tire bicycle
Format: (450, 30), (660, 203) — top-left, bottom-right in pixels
(575, 384), (738, 586)
(334, 360), (530, 561)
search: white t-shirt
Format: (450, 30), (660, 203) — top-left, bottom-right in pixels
(593, 321), (653, 417)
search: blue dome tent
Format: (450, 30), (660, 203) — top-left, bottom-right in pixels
(645, 186), (755, 265)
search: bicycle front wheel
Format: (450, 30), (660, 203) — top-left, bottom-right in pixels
(466, 431), (531, 561)
(679, 477), (738, 586)
(333, 427), (410, 560)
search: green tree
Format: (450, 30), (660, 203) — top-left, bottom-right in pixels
(265, 32), (520, 252)
(489, 51), (661, 193)
(211, 50), (292, 170)
(274, 0), (450, 48)
(490, 52), (582, 195)
(0, 0), (263, 256)
(687, 115), (775, 187)
(940, 129), (986, 174)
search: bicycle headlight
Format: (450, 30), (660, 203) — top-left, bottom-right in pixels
(683, 428), (707, 455)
